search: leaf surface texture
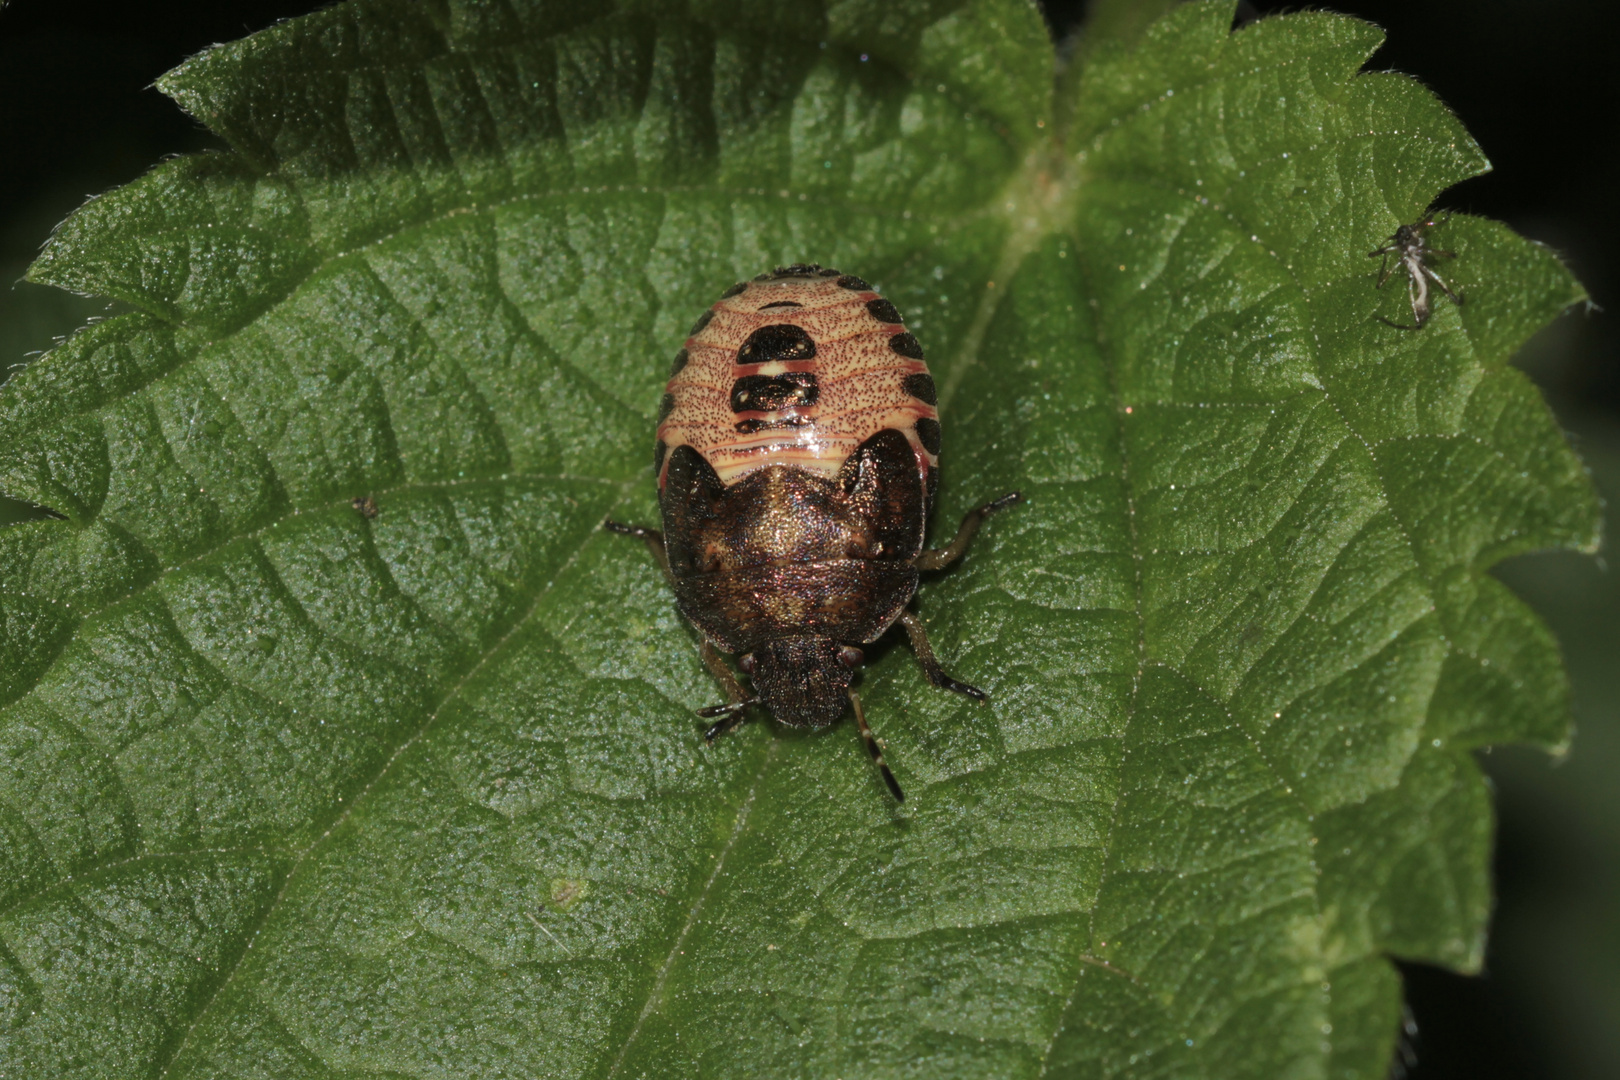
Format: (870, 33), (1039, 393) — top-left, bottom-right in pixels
(0, 1), (1598, 1076)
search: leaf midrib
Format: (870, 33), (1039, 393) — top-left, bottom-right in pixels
(1032, 208), (1151, 1074)
(589, 130), (1077, 1079)
(603, 739), (781, 1079)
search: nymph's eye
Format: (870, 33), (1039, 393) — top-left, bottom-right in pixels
(837, 646), (864, 668)
(739, 653), (757, 674)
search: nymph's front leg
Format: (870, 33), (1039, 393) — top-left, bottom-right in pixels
(898, 609), (986, 702)
(605, 519), (755, 741)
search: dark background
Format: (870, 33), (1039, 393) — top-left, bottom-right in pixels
(0, 2), (1614, 1077)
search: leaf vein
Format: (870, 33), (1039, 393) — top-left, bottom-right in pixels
(1038, 224), (1151, 1079)
(604, 737), (780, 1080)
(153, 488), (625, 1078)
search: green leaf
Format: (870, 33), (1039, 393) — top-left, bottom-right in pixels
(0, 1), (1599, 1076)
(1074, 0), (1186, 56)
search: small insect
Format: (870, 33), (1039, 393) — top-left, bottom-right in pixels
(606, 264), (1021, 801)
(351, 495), (378, 519)
(1369, 212), (1462, 329)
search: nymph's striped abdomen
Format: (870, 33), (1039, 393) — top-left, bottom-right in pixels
(656, 265), (940, 490)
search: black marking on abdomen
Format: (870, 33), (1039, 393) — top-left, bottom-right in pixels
(837, 274), (870, 290)
(866, 298), (903, 324)
(735, 415), (814, 435)
(758, 263), (831, 280)
(902, 373), (937, 405)
(654, 439), (668, 474)
(738, 324), (817, 364)
(670, 348), (689, 376)
(731, 372), (819, 412)
(758, 300), (804, 310)
(688, 309), (715, 336)
(915, 417), (942, 455)
(658, 393), (676, 422)
(889, 332), (925, 359)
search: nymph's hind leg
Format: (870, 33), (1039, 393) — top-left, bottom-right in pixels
(914, 492), (1022, 572)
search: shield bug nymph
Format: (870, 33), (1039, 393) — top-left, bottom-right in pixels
(1369, 211), (1463, 330)
(605, 264), (1021, 801)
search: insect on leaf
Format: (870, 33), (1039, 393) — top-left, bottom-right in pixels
(0, 1), (1599, 1077)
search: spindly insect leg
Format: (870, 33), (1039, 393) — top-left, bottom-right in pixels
(899, 610), (987, 702)
(849, 689), (904, 802)
(696, 640), (758, 744)
(1424, 261), (1463, 306)
(603, 519), (671, 580)
(1369, 246), (1398, 287)
(605, 518), (757, 740)
(915, 492), (1023, 571)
